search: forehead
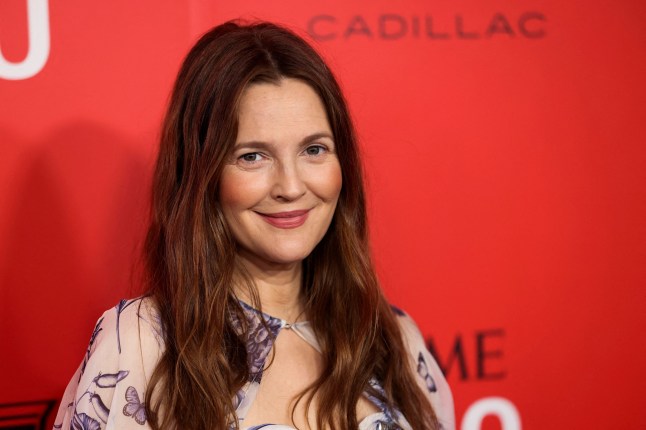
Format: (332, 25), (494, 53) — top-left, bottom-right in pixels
(236, 78), (332, 143)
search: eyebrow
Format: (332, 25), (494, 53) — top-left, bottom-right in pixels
(234, 132), (334, 150)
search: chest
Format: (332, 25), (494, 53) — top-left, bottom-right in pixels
(231, 302), (406, 430)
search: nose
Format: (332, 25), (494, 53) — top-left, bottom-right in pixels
(270, 160), (307, 201)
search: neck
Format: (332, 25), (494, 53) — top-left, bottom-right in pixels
(233, 250), (305, 323)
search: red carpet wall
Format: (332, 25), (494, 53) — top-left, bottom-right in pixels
(1, 1), (645, 428)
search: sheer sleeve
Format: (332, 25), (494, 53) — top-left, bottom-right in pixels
(395, 309), (456, 430)
(52, 298), (163, 430)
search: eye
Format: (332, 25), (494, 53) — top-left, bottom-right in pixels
(305, 145), (327, 156)
(239, 152), (263, 163)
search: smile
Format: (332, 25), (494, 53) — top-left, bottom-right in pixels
(256, 209), (311, 229)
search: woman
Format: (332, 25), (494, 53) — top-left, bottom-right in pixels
(53, 21), (454, 430)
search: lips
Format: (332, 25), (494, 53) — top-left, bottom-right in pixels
(256, 209), (310, 229)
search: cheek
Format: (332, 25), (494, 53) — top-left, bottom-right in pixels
(302, 157), (343, 203)
(310, 162), (343, 201)
(219, 167), (267, 211)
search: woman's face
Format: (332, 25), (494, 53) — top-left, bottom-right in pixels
(219, 78), (342, 267)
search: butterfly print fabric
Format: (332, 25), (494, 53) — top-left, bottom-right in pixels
(122, 386), (147, 425)
(53, 298), (455, 429)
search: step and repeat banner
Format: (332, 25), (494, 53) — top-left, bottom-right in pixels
(1, 0), (645, 428)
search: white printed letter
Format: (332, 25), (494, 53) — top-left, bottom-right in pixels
(461, 397), (521, 430)
(0, 0), (50, 80)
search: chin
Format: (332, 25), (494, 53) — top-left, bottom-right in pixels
(264, 251), (312, 266)
(261, 244), (317, 265)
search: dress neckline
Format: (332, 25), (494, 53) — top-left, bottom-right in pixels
(237, 298), (310, 327)
(231, 299), (405, 429)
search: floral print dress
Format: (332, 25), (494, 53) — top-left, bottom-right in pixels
(53, 298), (454, 430)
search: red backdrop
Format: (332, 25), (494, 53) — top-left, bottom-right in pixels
(1, 0), (645, 428)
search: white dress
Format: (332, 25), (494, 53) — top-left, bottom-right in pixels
(53, 298), (455, 430)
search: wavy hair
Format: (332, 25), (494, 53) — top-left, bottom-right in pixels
(143, 21), (439, 430)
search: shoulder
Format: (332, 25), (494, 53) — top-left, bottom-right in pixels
(391, 305), (429, 358)
(91, 297), (164, 380)
(390, 305), (429, 351)
(110, 297), (164, 351)
(391, 306), (456, 430)
(83, 297), (164, 362)
(53, 297), (163, 430)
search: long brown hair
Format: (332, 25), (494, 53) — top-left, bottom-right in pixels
(143, 21), (439, 430)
